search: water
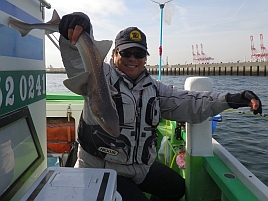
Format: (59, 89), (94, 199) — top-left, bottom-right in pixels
(46, 74), (268, 186)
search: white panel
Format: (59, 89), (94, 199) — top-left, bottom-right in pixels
(185, 77), (213, 156)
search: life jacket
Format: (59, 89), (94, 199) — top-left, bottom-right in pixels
(77, 68), (160, 165)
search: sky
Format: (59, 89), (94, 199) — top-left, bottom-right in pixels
(44, 0), (268, 68)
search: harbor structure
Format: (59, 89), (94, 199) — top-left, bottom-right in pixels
(250, 34), (268, 62)
(146, 61), (268, 76)
(192, 44), (214, 64)
(46, 61), (268, 76)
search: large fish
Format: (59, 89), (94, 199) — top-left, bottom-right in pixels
(8, 10), (120, 137)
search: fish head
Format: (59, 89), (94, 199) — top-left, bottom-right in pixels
(91, 105), (120, 137)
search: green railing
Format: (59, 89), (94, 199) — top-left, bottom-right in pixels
(157, 119), (259, 201)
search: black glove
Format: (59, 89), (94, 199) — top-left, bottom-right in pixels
(59, 12), (91, 40)
(226, 90), (262, 115)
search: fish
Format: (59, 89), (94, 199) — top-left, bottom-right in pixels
(63, 33), (120, 137)
(8, 10), (120, 137)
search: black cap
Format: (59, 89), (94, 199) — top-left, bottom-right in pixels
(115, 27), (149, 55)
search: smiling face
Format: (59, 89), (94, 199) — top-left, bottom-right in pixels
(113, 47), (147, 80)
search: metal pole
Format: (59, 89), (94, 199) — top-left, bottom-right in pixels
(38, 0), (51, 9)
(150, 0), (173, 80)
(45, 34), (60, 50)
(158, 4), (164, 80)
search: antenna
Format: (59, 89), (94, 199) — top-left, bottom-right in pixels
(150, 0), (174, 80)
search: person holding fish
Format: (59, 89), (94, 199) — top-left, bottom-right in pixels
(58, 12), (262, 201)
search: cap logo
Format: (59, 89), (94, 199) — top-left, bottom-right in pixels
(129, 30), (142, 41)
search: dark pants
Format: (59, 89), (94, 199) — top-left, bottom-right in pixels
(117, 161), (185, 201)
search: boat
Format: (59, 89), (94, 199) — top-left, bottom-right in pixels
(1, 1), (268, 200)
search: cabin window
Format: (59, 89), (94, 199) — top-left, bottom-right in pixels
(0, 107), (44, 200)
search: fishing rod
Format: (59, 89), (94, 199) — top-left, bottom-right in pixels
(223, 109), (268, 118)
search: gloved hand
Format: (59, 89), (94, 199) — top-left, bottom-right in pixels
(59, 12), (91, 40)
(226, 90), (262, 115)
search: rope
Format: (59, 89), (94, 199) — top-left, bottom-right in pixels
(170, 153), (178, 168)
(164, 119), (169, 165)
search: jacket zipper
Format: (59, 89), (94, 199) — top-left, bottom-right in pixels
(133, 90), (143, 163)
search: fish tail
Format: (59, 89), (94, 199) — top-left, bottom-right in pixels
(8, 17), (32, 37)
(47, 9), (61, 25)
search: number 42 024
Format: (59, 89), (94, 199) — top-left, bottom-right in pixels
(0, 73), (46, 108)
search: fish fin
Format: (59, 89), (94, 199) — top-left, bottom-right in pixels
(45, 10), (60, 35)
(63, 72), (89, 95)
(8, 17), (31, 37)
(93, 40), (113, 62)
